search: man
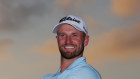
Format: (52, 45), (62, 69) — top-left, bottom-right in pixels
(41, 15), (101, 79)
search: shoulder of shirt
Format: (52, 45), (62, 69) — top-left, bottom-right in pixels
(40, 74), (54, 79)
(67, 63), (101, 79)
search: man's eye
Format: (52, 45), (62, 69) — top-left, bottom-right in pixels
(60, 34), (65, 37)
(73, 34), (77, 37)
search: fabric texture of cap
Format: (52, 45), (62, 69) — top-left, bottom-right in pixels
(52, 15), (88, 35)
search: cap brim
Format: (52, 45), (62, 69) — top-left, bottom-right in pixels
(52, 23), (83, 34)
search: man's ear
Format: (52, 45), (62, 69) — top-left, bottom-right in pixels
(56, 36), (58, 40)
(84, 35), (89, 46)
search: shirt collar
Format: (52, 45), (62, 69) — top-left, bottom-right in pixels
(67, 56), (86, 70)
(56, 56), (86, 74)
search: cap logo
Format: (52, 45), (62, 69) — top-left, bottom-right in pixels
(59, 16), (80, 24)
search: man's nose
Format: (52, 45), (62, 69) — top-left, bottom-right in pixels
(65, 36), (72, 44)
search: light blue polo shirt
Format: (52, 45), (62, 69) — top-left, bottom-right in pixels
(41, 57), (101, 79)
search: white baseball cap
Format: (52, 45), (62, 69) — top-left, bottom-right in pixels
(52, 15), (88, 35)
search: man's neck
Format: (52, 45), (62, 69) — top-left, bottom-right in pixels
(60, 55), (82, 72)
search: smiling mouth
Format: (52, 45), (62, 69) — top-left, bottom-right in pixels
(65, 46), (74, 49)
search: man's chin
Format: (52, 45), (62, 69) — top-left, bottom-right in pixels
(60, 52), (74, 59)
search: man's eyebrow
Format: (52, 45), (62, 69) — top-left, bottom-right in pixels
(57, 32), (64, 35)
(72, 33), (77, 34)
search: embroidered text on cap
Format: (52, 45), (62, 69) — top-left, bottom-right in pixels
(59, 16), (80, 23)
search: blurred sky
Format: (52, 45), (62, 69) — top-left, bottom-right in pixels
(0, 0), (140, 79)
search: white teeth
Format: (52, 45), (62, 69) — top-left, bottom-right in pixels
(65, 46), (74, 48)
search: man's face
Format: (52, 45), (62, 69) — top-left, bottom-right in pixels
(56, 24), (89, 59)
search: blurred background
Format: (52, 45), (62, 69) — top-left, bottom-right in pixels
(0, 0), (140, 79)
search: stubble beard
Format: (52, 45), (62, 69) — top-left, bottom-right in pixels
(58, 43), (85, 59)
